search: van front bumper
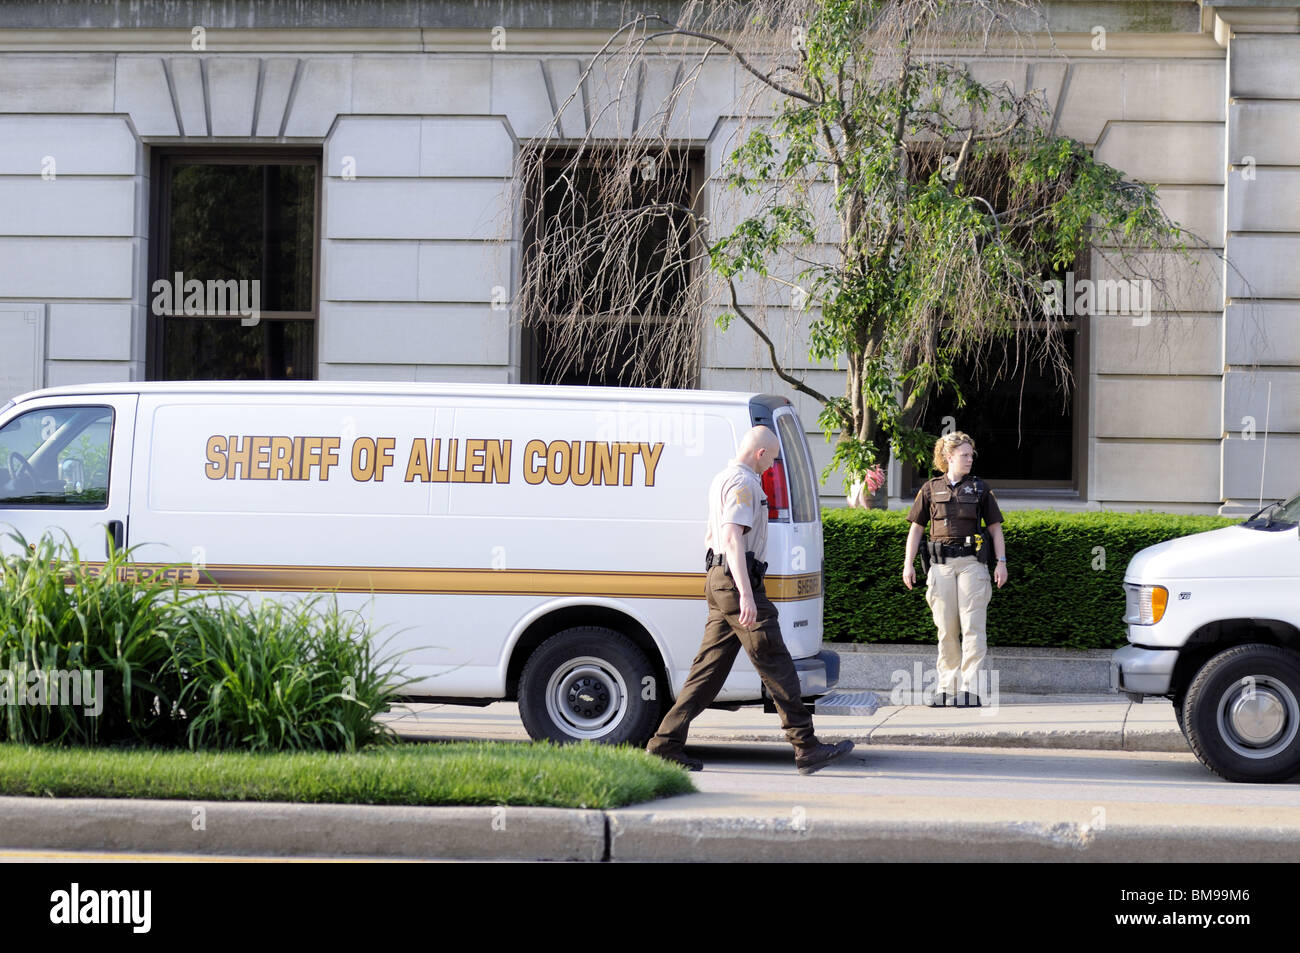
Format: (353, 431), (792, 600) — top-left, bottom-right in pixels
(1114, 644), (1178, 696)
(793, 650), (840, 696)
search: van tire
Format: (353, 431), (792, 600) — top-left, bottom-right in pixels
(1172, 690), (1187, 737)
(1183, 644), (1300, 782)
(517, 627), (661, 746)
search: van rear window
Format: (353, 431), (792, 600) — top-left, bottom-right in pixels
(775, 413), (818, 524)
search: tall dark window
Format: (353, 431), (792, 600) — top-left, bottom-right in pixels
(905, 147), (1084, 494)
(913, 330), (1081, 491)
(521, 149), (701, 388)
(149, 152), (319, 380)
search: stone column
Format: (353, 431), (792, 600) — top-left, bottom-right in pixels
(1214, 2), (1300, 513)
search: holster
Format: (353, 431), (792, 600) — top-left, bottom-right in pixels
(919, 542), (931, 573)
(705, 548), (767, 586)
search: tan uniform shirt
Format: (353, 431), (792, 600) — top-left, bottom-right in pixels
(705, 462), (768, 562)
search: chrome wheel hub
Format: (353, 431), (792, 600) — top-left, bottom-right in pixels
(1217, 675), (1300, 758)
(544, 656), (628, 740)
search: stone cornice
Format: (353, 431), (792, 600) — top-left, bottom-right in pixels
(0, 0), (1202, 32)
(0, 27), (1224, 58)
(1204, 1), (1300, 44)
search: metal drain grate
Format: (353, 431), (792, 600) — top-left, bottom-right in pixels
(815, 690), (882, 716)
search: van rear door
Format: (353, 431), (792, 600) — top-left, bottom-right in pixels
(0, 395), (138, 559)
(761, 403), (824, 661)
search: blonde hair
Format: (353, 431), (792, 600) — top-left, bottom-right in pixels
(932, 431), (976, 472)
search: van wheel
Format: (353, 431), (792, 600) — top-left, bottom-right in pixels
(1171, 691), (1187, 737)
(517, 627), (660, 746)
(1183, 645), (1300, 782)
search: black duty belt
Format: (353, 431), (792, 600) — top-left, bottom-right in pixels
(704, 549), (767, 579)
(929, 541), (976, 558)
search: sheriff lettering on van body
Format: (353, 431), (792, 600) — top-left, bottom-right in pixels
(203, 435), (665, 487)
(205, 435), (342, 481)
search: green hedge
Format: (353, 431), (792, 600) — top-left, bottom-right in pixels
(823, 508), (1239, 650)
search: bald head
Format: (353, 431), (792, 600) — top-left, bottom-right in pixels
(735, 425), (780, 473)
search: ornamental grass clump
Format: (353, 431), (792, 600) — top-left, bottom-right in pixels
(170, 596), (406, 753)
(0, 533), (185, 746)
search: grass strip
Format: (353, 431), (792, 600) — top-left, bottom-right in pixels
(0, 741), (695, 810)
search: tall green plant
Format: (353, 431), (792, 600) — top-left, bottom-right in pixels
(170, 596), (405, 753)
(0, 533), (185, 745)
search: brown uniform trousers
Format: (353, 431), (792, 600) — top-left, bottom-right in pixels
(648, 564), (817, 757)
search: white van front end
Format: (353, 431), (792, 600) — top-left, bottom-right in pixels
(1115, 497), (1300, 781)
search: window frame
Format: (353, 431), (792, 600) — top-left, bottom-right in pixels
(0, 404), (115, 510)
(902, 316), (1090, 500)
(519, 146), (705, 389)
(899, 145), (1091, 500)
(146, 147), (323, 381)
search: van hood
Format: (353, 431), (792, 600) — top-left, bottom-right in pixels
(1125, 523), (1298, 581)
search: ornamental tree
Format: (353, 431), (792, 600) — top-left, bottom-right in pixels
(514, 0), (1208, 486)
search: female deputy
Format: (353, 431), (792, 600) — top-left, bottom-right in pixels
(901, 432), (1007, 707)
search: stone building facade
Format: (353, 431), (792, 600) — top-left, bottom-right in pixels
(0, 0), (1294, 513)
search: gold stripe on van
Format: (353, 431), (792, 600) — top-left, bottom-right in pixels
(91, 562), (821, 601)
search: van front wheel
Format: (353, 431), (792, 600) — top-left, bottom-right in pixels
(1183, 644), (1300, 782)
(518, 628), (661, 746)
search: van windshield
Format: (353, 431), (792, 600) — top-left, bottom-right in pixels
(1244, 491), (1300, 527)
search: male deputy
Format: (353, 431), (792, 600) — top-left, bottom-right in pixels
(647, 426), (855, 774)
(902, 432), (1007, 707)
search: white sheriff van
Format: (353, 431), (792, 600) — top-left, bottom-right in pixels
(0, 381), (844, 746)
(1115, 492), (1300, 782)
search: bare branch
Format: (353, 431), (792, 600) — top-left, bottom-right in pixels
(638, 15), (823, 106)
(726, 278), (833, 409)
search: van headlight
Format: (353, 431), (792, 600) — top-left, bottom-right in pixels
(1124, 584), (1168, 625)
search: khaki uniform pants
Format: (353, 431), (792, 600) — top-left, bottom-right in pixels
(925, 555), (991, 695)
(648, 565), (817, 756)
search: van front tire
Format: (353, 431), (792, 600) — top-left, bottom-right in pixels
(518, 627), (660, 746)
(1183, 644), (1300, 782)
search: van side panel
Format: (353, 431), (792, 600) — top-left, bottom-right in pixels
(129, 393), (780, 699)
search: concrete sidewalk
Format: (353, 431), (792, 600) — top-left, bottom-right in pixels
(379, 638), (1178, 755)
(382, 695), (1186, 753)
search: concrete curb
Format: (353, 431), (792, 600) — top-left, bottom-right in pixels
(834, 644), (1119, 695)
(604, 815), (1300, 863)
(4, 796), (1295, 863)
(0, 797), (606, 861)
